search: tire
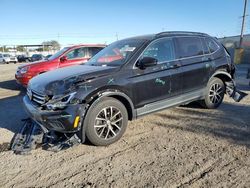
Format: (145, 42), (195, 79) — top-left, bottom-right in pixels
(84, 97), (128, 146)
(201, 77), (225, 109)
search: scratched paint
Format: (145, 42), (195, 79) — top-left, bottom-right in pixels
(205, 63), (210, 68)
(107, 78), (115, 85)
(155, 78), (165, 85)
(161, 64), (168, 70)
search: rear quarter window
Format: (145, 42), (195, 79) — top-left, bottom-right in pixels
(205, 37), (220, 53)
(175, 37), (204, 58)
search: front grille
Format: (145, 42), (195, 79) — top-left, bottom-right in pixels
(32, 90), (46, 105)
(27, 88), (47, 105)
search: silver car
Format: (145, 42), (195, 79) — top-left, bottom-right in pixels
(0, 54), (17, 64)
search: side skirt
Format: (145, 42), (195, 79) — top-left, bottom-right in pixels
(136, 88), (205, 117)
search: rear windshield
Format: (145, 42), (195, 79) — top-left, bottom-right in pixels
(32, 54), (41, 58)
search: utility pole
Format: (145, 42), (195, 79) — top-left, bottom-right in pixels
(239, 0), (248, 48)
(115, 32), (118, 41)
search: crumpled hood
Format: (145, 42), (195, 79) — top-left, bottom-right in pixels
(29, 65), (116, 95)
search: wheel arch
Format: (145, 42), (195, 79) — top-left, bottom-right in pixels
(85, 89), (136, 121)
(209, 70), (234, 85)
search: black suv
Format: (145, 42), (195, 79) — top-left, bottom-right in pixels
(24, 31), (236, 146)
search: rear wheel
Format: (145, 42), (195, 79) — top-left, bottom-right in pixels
(84, 97), (128, 146)
(201, 77), (225, 109)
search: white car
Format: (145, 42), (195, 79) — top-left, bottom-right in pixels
(0, 54), (17, 64)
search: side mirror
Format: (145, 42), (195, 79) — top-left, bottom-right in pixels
(137, 57), (158, 69)
(60, 56), (68, 63)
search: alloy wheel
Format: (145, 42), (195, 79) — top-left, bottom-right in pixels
(209, 83), (223, 104)
(94, 106), (123, 140)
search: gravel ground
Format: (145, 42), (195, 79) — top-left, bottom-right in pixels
(0, 63), (250, 188)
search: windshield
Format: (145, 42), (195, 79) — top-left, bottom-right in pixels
(86, 39), (145, 67)
(3, 54), (10, 57)
(48, 47), (70, 60)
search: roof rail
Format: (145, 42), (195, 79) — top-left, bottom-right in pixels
(156, 31), (208, 37)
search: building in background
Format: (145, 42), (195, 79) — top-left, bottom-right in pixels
(219, 34), (250, 64)
(220, 34), (250, 85)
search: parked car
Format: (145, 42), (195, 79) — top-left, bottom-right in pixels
(15, 44), (106, 86)
(30, 54), (44, 62)
(0, 54), (17, 64)
(23, 31), (239, 146)
(0, 54), (4, 64)
(17, 55), (31, 63)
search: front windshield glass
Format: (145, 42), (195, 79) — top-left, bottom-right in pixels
(86, 39), (145, 67)
(48, 47), (70, 60)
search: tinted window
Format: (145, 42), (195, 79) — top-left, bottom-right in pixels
(141, 38), (175, 63)
(89, 47), (104, 57)
(206, 37), (219, 53)
(176, 37), (204, 58)
(66, 47), (86, 59)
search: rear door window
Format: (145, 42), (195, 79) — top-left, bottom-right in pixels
(66, 47), (86, 59)
(141, 37), (176, 63)
(205, 37), (220, 53)
(175, 37), (204, 58)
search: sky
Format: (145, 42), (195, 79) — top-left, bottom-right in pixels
(0, 0), (249, 46)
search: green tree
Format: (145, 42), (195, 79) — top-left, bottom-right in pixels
(42, 40), (60, 51)
(16, 46), (25, 52)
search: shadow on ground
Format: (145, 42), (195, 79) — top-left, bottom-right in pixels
(154, 101), (250, 148)
(0, 80), (23, 91)
(0, 80), (26, 133)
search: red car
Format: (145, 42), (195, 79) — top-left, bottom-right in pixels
(15, 44), (106, 87)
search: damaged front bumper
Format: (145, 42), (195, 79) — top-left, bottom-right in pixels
(225, 80), (248, 102)
(23, 95), (84, 133)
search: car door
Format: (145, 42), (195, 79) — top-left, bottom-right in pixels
(59, 47), (89, 68)
(175, 36), (213, 94)
(129, 37), (182, 108)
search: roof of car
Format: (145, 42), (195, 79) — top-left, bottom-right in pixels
(66, 44), (107, 48)
(124, 31), (210, 41)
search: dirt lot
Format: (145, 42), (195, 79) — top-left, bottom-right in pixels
(0, 63), (250, 188)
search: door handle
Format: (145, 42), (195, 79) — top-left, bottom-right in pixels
(202, 57), (212, 62)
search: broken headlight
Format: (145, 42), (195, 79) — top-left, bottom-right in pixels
(45, 92), (77, 110)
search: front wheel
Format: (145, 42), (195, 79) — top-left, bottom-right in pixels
(201, 77), (225, 109)
(84, 97), (128, 146)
